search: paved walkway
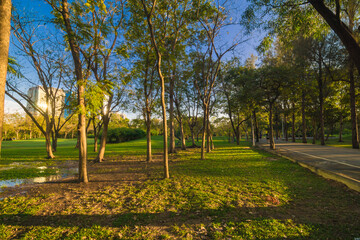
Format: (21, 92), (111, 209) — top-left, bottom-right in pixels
(257, 139), (360, 192)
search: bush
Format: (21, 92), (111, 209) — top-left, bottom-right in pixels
(106, 127), (146, 143)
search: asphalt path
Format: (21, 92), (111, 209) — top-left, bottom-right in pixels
(258, 140), (360, 189)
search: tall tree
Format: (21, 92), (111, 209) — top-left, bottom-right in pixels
(45, 0), (92, 183)
(0, 0), (12, 157)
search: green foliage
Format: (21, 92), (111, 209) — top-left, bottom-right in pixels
(106, 128), (146, 143)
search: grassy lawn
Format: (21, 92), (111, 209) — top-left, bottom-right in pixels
(293, 134), (354, 148)
(0, 137), (360, 239)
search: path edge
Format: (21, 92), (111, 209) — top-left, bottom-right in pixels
(254, 144), (360, 193)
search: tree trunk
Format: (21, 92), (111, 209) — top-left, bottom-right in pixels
(309, 0), (360, 75)
(251, 114), (255, 146)
(190, 126), (196, 147)
(0, 0), (11, 158)
(210, 134), (214, 150)
(339, 114), (343, 142)
(349, 61), (359, 148)
(179, 118), (186, 150)
(96, 114), (109, 162)
(201, 107), (207, 160)
(59, 0), (88, 183)
(45, 122), (55, 159)
(269, 102), (275, 150)
(52, 132), (58, 152)
(169, 78), (176, 154)
(94, 134), (98, 152)
(284, 113), (288, 141)
(301, 91), (307, 143)
(146, 120), (152, 162)
(312, 119), (316, 144)
(235, 126), (240, 145)
(292, 102), (296, 142)
(253, 110), (259, 142)
(317, 51), (325, 146)
(206, 112), (211, 153)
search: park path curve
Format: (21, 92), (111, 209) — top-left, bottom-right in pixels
(257, 140), (360, 192)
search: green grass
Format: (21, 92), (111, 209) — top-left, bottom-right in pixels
(0, 138), (360, 239)
(1, 136), (165, 162)
(296, 134), (353, 148)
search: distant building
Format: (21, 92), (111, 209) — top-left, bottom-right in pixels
(27, 86), (65, 116)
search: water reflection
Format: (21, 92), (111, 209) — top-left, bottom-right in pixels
(0, 164), (78, 192)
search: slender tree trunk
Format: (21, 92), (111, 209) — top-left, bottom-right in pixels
(179, 118), (186, 150)
(190, 126), (196, 147)
(301, 91), (307, 143)
(318, 54), (325, 146)
(292, 102), (296, 142)
(45, 122), (55, 159)
(169, 78), (176, 154)
(206, 113), (211, 153)
(201, 106), (207, 160)
(269, 102), (275, 150)
(146, 120), (152, 162)
(349, 61), (359, 148)
(253, 110), (259, 142)
(210, 134), (214, 150)
(59, 0), (88, 183)
(251, 114), (255, 146)
(275, 107), (280, 140)
(312, 119), (316, 144)
(0, 0), (11, 158)
(94, 134), (98, 152)
(284, 113), (288, 141)
(339, 114), (343, 142)
(65, 132), (68, 139)
(97, 114), (109, 162)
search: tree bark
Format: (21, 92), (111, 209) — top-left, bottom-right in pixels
(251, 114), (255, 146)
(0, 0), (11, 158)
(292, 102), (296, 142)
(169, 78), (176, 154)
(45, 121), (55, 159)
(142, 0), (169, 178)
(301, 91), (307, 143)
(253, 110), (259, 142)
(312, 119), (316, 144)
(284, 112), (288, 141)
(201, 106), (207, 160)
(269, 102), (275, 150)
(60, 0), (88, 183)
(309, 0), (360, 75)
(349, 61), (359, 148)
(146, 119), (152, 162)
(179, 118), (186, 150)
(339, 114), (343, 142)
(96, 114), (109, 162)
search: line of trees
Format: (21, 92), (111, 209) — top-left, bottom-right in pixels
(0, 0), (359, 184)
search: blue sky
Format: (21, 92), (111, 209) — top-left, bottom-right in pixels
(6, 0), (265, 119)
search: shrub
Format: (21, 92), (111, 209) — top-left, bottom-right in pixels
(106, 127), (145, 143)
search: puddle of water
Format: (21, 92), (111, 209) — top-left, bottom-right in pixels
(0, 165), (78, 192)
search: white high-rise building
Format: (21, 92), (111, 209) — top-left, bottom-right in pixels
(27, 86), (65, 116)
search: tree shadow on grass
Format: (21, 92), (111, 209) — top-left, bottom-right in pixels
(0, 205), (357, 239)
